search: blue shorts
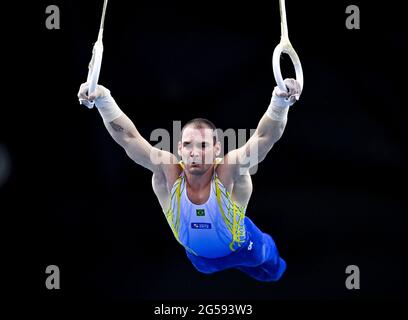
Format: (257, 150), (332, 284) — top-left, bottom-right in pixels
(185, 217), (286, 282)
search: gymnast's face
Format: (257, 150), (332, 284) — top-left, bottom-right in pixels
(178, 126), (220, 176)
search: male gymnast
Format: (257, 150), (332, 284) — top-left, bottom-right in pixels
(78, 78), (301, 282)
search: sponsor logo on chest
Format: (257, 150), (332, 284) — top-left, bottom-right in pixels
(191, 222), (212, 229)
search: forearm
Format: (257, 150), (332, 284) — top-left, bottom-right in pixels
(92, 90), (145, 148)
(222, 78), (301, 173)
(102, 113), (157, 167)
(250, 83), (297, 162)
(240, 93), (291, 165)
(256, 112), (287, 145)
(247, 114), (287, 164)
(78, 83), (166, 171)
(93, 93), (156, 166)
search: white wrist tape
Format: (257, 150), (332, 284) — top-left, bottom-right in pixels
(265, 86), (298, 121)
(95, 94), (123, 123)
(265, 103), (289, 121)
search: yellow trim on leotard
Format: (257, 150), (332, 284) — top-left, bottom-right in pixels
(164, 161), (198, 255)
(164, 158), (246, 255)
(214, 175), (246, 251)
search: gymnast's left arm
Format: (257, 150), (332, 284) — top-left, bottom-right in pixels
(225, 78), (302, 169)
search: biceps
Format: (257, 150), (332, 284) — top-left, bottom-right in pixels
(125, 138), (178, 172)
(233, 134), (260, 164)
(123, 138), (156, 170)
(225, 134), (267, 170)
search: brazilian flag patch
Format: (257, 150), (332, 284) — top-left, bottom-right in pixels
(196, 209), (205, 216)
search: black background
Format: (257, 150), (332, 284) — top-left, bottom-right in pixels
(2, 0), (407, 307)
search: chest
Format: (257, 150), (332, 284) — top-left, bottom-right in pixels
(186, 184), (212, 205)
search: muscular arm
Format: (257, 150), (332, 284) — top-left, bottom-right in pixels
(220, 78), (301, 182)
(237, 113), (287, 165)
(223, 113), (287, 174)
(104, 113), (179, 179)
(78, 83), (179, 178)
(103, 113), (159, 171)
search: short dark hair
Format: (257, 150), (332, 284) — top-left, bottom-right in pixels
(182, 118), (218, 145)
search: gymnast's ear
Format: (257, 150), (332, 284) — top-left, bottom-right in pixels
(214, 140), (221, 157)
(177, 141), (182, 157)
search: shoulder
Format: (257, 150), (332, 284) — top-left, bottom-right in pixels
(214, 157), (235, 191)
(159, 160), (184, 191)
(152, 161), (184, 211)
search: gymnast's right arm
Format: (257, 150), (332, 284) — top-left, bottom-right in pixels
(77, 83), (176, 173)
